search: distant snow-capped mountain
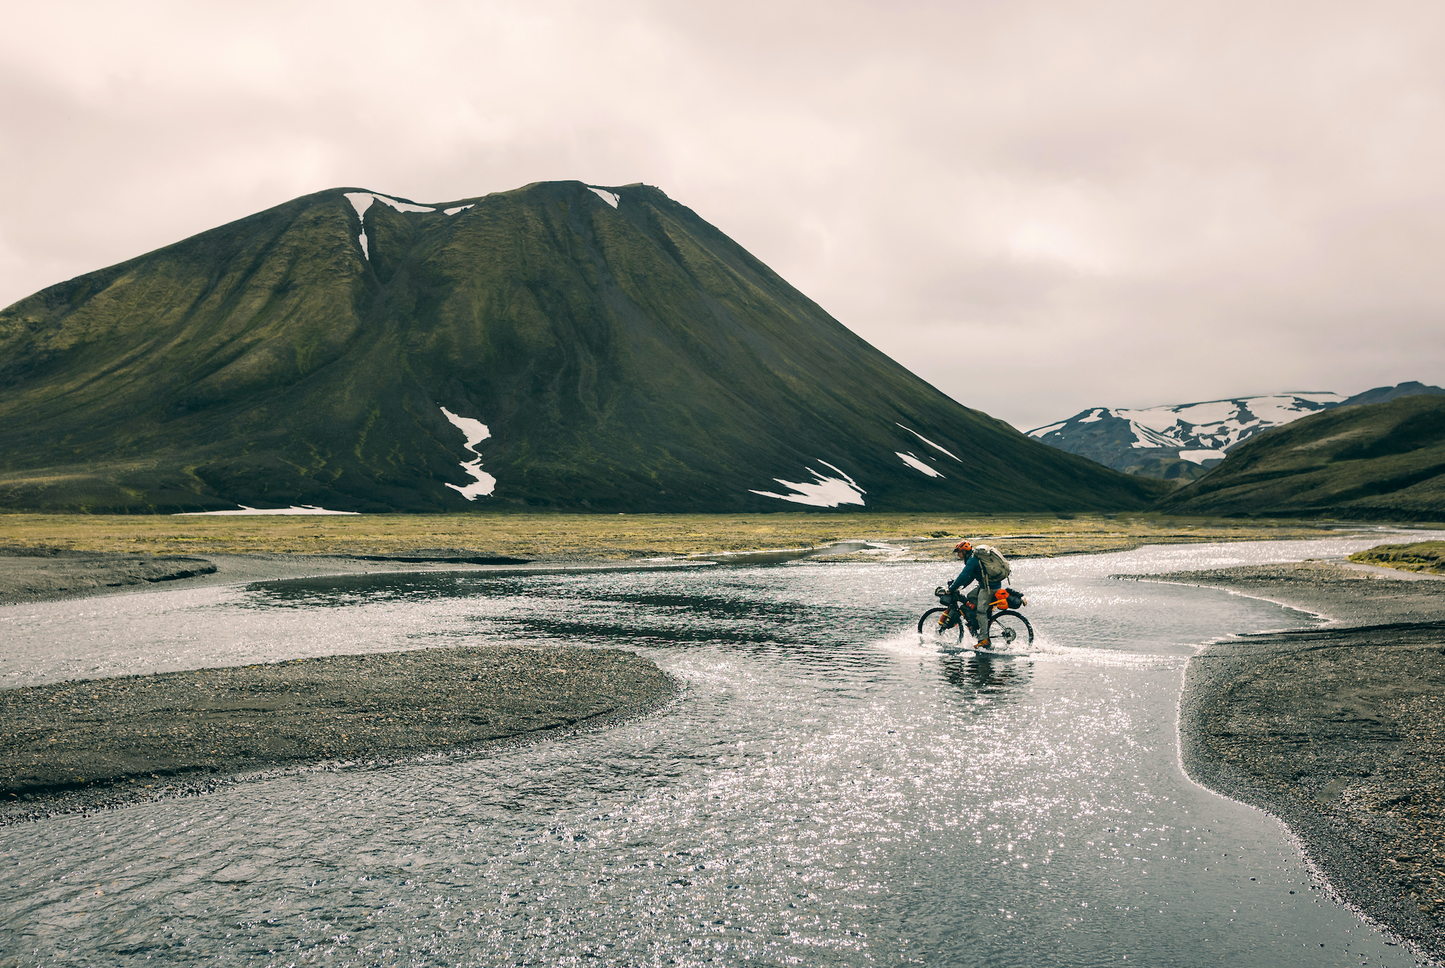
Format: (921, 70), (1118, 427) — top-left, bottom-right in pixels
(1027, 382), (1445, 481)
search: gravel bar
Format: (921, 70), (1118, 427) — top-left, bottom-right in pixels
(0, 548), (218, 603)
(1121, 561), (1445, 960)
(0, 647), (677, 825)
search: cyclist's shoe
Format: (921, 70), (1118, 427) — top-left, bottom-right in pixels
(976, 638), (992, 649)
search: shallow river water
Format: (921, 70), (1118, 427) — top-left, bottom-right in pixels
(0, 536), (1432, 966)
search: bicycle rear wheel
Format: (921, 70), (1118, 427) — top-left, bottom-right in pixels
(986, 610), (1034, 649)
(918, 607), (966, 644)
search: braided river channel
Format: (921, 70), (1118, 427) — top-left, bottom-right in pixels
(0, 536), (1433, 966)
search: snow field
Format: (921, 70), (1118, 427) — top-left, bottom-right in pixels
(440, 406), (497, 500)
(175, 505), (360, 516)
(896, 424), (962, 461)
(749, 460), (866, 508)
(896, 452), (943, 477)
(588, 187), (620, 208)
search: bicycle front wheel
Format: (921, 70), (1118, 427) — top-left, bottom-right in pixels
(986, 610), (1034, 649)
(918, 607), (966, 644)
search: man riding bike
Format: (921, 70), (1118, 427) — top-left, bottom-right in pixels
(939, 540), (998, 648)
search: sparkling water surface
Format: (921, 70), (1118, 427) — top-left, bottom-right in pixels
(0, 537), (1431, 966)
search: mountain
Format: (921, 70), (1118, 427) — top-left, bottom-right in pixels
(1151, 395), (1445, 520)
(0, 181), (1169, 514)
(1028, 383), (1445, 481)
(1336, 381), (1445, 408)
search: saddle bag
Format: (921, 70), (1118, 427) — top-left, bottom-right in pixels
(991, 587), (1027, 609)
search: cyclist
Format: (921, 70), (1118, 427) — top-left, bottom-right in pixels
(939, 540), (997, 647)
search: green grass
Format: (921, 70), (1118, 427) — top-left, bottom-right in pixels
(1348, 541), (1445, 574)
(0, 511), (1349, 560)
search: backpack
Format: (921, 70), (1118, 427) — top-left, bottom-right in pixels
(973, 544), (1011, 583)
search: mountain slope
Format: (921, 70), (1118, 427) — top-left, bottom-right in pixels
(0, 181), (1168, 513)
(1151, 395), (1445, 520)
(1028, 383), (1444, 481)
(1337, 381), (1445, 408)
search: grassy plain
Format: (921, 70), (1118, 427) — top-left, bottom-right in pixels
(1348, 540), (1445, 574)
(0, 512), (1356, 562)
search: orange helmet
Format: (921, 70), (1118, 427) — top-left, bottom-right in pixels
(954, 540), (973, 556)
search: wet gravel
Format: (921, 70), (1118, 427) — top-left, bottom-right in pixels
(1124, 561), (1445, 960)
(0, 647), (677, 825)
(0, 548), (217, 603)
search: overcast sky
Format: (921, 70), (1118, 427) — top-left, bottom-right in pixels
(3, 0), (1443, 430)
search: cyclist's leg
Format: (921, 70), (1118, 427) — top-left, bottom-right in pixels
(969, 584), (995, 637)
(964, 588), (983, 634)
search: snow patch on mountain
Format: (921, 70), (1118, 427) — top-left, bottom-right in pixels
(897, 452), (943, 477)
(371, 193), (436, 214)
(344, 192), (374, 259)
(344, 192), (444, 260)
(588, 187), (620, 208)
(749, 460), (865, 507)
(1245, 395), (1346, 425)
(896, 424), (962, 461)
(444, 204), (474, 215)
(440, 406), (497, 500)
(344, 192), (375, 218)
(176, 505), (359, 516)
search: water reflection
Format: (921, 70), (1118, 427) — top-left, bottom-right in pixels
(939, 653), (1033, 704)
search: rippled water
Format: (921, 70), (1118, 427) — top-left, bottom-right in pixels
(0, 537), (1430, 966)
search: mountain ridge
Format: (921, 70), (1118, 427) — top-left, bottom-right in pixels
(1152, 394), (1445, 520)
(1027, 383), (1445, 481)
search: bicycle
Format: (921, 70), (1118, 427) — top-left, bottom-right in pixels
(917, 585), (1034, 650)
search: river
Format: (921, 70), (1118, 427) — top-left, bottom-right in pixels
(0, 536), (1429, 966)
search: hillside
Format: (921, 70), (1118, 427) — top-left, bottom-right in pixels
(1151, 395), (1445, 520)
(1028, 383), (1444, 481)
(0, 181), (1167, 514)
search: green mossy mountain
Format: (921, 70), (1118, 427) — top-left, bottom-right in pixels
(0, 181), (1168, 513)
(1153, 395), (1445, 521)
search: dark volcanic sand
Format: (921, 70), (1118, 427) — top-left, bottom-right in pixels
(1124, 561), (1445, 959)
(0, 551), (678, 825)
(0, 647), (676, 824)
(0, 548), (218, 603)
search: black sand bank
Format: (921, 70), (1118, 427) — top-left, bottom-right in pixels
(1125, 561), (1445, 959)
(0, 547), (218, 603)
(0, 646), (676, 824)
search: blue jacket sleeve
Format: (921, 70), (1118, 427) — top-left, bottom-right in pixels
(947, 558), (980, 594)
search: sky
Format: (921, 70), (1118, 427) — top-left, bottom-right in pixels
(2, 0), (1443, 431)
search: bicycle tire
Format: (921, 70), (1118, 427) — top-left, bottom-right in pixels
(986, 610), (1034, 649)
(917, 607), (966, 643)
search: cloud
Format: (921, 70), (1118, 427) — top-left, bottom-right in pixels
(2, 0), (1443, 430)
